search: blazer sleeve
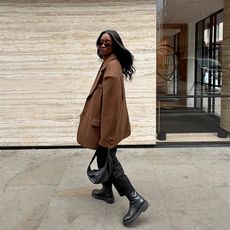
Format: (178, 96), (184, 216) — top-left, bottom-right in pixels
(99, 61), (123, 148)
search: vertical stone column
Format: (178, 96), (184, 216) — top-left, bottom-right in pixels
(221, 0), (230, 133)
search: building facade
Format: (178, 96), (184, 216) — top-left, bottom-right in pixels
(0, 0), (229, 147)
(0, 0), (156, 146)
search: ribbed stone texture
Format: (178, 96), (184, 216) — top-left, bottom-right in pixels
(221, 0), (230, 132)
(0, 0), (156, 146)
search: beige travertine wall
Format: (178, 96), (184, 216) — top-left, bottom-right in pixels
(0, 0), (156, 146)
(221, 0), (230, 132)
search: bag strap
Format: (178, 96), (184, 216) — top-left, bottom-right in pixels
(88, 148), (110, 169)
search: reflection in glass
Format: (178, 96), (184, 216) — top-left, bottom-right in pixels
(156, 0), (228, 137)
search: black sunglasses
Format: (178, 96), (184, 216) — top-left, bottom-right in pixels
(98, 42), (113, 48)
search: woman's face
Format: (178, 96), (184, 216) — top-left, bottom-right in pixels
(98, 33), (113, 59)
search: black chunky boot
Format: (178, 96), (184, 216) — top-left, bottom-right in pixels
(123, 191), (149, 226)
(92, 186), (115, 204)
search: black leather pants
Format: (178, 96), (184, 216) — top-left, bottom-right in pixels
(95, 146), (135, 196)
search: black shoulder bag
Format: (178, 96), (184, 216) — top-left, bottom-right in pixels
(87, 149), (113, 184)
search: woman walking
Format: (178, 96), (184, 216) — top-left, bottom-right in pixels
(77, 29), (149, 226)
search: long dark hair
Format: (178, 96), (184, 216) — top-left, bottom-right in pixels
(96, 30), (135, 81)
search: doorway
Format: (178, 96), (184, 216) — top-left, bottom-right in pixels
(156, 0), (226, 140)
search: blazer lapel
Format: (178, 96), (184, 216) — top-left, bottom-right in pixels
(87, 54), (117, 99)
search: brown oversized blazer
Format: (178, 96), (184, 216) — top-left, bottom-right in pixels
(77, 54), (131, 149)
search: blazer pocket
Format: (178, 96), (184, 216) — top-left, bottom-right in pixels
(91, 118), (101, 127)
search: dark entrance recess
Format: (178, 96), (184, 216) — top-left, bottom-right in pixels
(156, 95), (228, 140)
(159, 107), (219, 133)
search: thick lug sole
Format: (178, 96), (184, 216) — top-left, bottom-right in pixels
(92, 192), (115, 204)
(123, 200), (150, 226)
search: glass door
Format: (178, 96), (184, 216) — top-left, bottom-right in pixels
(195, 11), (223, 113)
(156, 0), (227, 140)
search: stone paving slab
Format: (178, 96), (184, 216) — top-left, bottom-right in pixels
(0, 147), (230, 230)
